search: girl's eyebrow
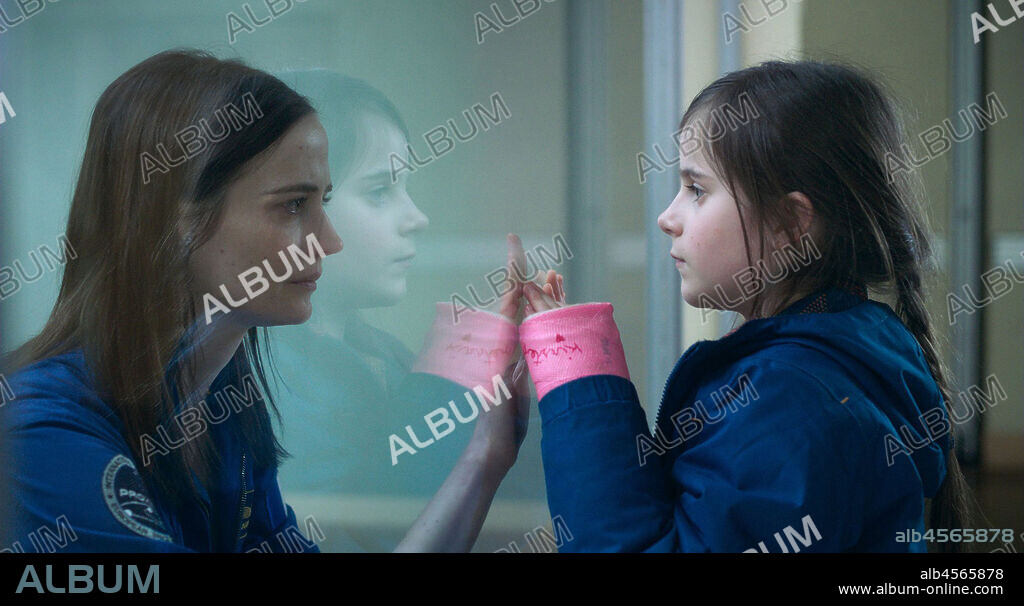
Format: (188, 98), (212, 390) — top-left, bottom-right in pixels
(680, 167), (710, 181)
(359, 170), (394, 184)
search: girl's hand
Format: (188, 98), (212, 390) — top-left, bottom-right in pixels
(523, 269), (566, 316)
(541, 269), (565, 303)
(504, 233), (567, 318)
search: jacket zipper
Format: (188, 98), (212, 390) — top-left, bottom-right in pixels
(651, 334), (734, 433)
(651, 351), (689, 433)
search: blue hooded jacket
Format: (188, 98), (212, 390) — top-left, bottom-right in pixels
(537, 286), (949, 552)
(0, 350), (320, 553)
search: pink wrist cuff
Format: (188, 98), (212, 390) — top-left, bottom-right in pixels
(518, 302), (630, 401)
(411, 302), (519, 392)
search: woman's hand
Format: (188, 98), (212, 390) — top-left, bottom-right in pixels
(498, 233), (527, 321)
(469, 357), (530, 475)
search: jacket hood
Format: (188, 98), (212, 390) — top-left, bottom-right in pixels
(662, 286), (950, 499)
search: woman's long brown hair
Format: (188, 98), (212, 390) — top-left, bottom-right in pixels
(681, 60), (980, 552)
(3, 49), (315, 513)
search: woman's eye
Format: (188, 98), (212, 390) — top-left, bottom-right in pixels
(284, 198), (305, 215)
(322, 194), (333, 207)
(685, 184), (706, 201)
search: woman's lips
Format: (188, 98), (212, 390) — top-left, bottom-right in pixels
(290, 271), (321, 290)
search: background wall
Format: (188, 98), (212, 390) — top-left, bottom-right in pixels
(802, 0), (1023, 471)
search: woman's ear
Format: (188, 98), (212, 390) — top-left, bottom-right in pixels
(175, 214), (196, 251)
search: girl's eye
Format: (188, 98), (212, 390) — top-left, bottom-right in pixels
(322, 194), (333, 207)
(368, 187), (388, 205)
(685, 184), (706, 201)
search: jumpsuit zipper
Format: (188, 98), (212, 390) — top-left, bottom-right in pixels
(235, 450), (251, 548)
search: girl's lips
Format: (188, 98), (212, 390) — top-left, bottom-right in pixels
(394, 254), (415, 268)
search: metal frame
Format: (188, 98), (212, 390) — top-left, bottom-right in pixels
(715, 0), (742, 338)
(949, 0), (985, 465)
(642, 0), (684, 418)
(567, 0), (609, 304)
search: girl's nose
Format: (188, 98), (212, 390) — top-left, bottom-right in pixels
(658, 200), (682, 237)
(401, 197), (429, 235)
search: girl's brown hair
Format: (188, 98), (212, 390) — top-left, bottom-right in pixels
(681, 59), (977, 552)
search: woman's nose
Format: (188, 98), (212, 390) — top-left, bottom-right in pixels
(319, 214), (344, 255)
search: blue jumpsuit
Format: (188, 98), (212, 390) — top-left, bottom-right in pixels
(0, 350), (319, 553)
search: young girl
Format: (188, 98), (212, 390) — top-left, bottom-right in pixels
(516, 60), (974, 553)
(0, 50), (527, 553)
(267, 70), (532, 550)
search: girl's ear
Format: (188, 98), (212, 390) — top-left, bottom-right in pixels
(774, 191), (817, 249)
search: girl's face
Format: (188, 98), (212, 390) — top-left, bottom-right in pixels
(190, 114), (343, 329)
(324, 113), (429, 309)
(657, 145), (768, 319)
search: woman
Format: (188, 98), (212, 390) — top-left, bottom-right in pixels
(0, 50), (527, 553)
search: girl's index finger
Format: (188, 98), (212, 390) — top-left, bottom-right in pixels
(523, 281), (558, 314)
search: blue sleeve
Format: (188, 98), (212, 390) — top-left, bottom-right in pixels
(538, 360), (865, 552)
(538, 375), (677, 552)
(0, 396), (193, 553)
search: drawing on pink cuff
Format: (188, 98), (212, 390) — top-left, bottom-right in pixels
(523, 334), (584, 364)
(444, 341), (517, 363)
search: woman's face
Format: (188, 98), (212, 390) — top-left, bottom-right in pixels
(657, 145), (768, 318)
(323, 112), (429, 309)
(190, 114), (343, 329)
